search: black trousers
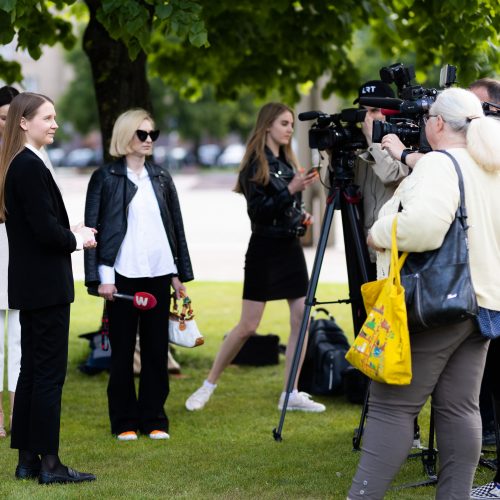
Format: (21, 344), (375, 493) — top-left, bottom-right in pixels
(106, 273), (171, 435)
(11, 304), (70, 455)
(479, 338), (500, 425)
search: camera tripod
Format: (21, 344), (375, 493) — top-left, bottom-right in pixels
(273, 150), (372, 442)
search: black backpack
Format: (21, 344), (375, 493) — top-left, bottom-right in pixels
(298, 308), (350, 395)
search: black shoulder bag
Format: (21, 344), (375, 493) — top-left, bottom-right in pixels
(401, 150), (478, 333)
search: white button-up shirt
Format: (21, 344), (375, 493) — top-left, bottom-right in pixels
(99, 167), (177, 284)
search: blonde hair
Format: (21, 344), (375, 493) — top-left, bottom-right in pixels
(430, 87), (500, 172)
(0, 92), (53, 222)
(109, 108), (155, 158)
(235, 102), (299, 193)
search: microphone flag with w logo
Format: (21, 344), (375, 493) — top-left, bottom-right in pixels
(133, 292), (158, 310)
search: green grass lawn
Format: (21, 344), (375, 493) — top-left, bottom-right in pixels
(0, 282), (494, 499)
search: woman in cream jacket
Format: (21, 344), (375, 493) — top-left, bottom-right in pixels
(348, 87), (500, 500)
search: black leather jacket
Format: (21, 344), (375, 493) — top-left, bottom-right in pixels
(84, 159), (194, 290)
(239, 147), (305, 238)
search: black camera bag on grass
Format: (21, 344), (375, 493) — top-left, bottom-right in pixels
(298, 308), (350, 395)
(231, 333), (281, 366)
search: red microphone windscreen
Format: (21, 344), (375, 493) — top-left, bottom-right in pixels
(133, 292), (157, 310)
(381, 108), (400, 116)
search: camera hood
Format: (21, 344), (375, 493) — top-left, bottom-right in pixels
(358, 97), (403, 110)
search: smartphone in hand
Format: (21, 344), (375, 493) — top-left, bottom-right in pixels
(307, 166), (321, 175)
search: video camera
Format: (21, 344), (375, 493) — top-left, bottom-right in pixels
(361, 62), (457, 151)
(483, 101), (500, 116)
(298, 108), (367, 151)
(298, 108), (368, 184)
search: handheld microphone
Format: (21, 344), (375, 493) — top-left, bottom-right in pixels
(113, 292), (158, 310)
(298, 111), (323, 121)
(89, 288), (157, 310)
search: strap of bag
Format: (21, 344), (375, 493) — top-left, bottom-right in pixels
(171, 292), (195, 320)
(435, 150), (468, 230)
(389, 217), (408, 284)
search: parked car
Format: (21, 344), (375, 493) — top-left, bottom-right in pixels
(45, 147), (65, 167)
(198, 143), (222, 167)
(157, 146), (196, 170)
(216, 143), (245, 168)
(63, 148), (102, 168)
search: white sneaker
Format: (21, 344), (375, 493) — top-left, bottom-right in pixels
(117, 431), (138, 441)
(149, 430), (170, 440)
(185, 385), (214, 411)
(471, 481), (500, 499)
(412, 437), (423, 449)
(278, 391), (326, 413)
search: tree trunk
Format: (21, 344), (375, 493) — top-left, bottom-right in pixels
(83, 0), (152, 162)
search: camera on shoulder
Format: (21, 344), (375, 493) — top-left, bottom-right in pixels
(362, 62), (457, 152)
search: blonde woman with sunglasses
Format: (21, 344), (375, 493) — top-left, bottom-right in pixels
(84, 109), (193, 441)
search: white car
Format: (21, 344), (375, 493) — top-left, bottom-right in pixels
(217, 144), (245, 168)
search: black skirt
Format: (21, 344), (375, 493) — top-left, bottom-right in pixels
(243, 233), (309, 302)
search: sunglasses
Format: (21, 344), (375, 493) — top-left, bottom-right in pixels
(136, 129), (160, 142)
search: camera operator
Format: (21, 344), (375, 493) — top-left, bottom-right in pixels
(352, 80), (411, 278)
(470, 78), (500, 114)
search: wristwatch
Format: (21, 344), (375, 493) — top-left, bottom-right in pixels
(400, 149), (413, 166)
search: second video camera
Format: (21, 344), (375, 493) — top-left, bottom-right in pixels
(298, 108), (367, 151)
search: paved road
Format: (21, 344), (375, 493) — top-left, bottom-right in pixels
(57, 167), (348, 283)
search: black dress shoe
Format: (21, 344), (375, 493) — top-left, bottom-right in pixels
(15, 463), (41, 480)
(39, 466), (96, 485)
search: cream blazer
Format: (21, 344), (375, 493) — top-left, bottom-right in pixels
(371, 148), (500, 310)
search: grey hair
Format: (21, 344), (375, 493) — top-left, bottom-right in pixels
(429, 88), (500, 172)
(430, 87), (483, 133)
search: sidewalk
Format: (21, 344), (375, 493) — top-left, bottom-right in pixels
(57, 167), (348, 283)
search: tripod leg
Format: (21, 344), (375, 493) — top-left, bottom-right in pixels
(273, 196), (337, 442)
(493, 393), (500, 464)
(422, 407), (438, 481)
(353, 380), (370, 450)
(341, 195), (373, 450)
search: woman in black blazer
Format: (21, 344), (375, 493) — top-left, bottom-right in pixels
(0, 93), (96, 485)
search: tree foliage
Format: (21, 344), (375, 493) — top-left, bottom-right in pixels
(57, 39), (99, 136)
(0, 0), (76, 81)
(1, 0), (498, 152)
(2, 0), (499, 93)
(57, 43), (259, 144)
(371, 0), (499, 86)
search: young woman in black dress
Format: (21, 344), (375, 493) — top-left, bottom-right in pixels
(186, 102), (325, 412)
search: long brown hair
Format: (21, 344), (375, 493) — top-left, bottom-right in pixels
(234, 102), (300, 193)
(0, 92), (53, 222)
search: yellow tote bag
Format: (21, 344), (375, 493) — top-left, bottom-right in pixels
(345, 218), (412, 385)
